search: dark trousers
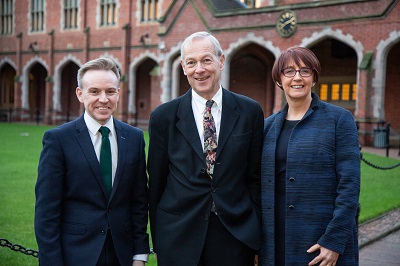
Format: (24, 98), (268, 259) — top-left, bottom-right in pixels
(97, 230), (120, 266)
(198, 212), (256, 266)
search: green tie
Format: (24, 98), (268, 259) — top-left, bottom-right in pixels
(99, 126), (112, 196)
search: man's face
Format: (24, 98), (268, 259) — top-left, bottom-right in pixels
(181, 38), (225, 100)
(76, 69), (120, 125)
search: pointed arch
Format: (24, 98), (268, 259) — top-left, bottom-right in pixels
(300, 28), (362, 115)
(129, 51), (158, 114)
(22, 56), (49, 109)
(225, 32), (281, 89)
(373, 30), (400, 118)
(0, 58), (17, 113)
(0, 57), (17, 72)
(161, 43), (181, 103)
(300, 27), (364, 65)
(53, 55), (82, 111)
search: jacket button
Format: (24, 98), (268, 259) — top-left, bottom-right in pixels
(288, 205), (294, 210)
(101, 230), (106, 235)
(205, 214), (209, 220)
(201, 168), (206, 174)
(289, 177), (295, 182)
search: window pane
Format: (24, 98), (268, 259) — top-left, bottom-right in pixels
(101, 0), (116, 26)
(342, 84), (350, 101)
(149, 1), (153, 20)
(141, 0), (158, 22)
(331, 84), (340, 101)
(31, 0), (45, 32)
(320, 84), (328, 101)
(352, 84), (357, 101)
(1, 0), (14, 34)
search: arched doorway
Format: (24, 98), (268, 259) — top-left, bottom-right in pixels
(229, 43), (275, 116)
(61, 61), (80, 122)
(0, 63), (16, 121)
(28, 63), (47, 122)
(311, 38), (358, 114)
(136, 58), (158, 128)
(384, 42), (400, 136)
(171, 55), (188, 98)
(178, 66), (188, 96)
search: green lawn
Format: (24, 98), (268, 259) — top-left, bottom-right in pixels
(0, 123), (399, 265)
(358, 152), (400, 222)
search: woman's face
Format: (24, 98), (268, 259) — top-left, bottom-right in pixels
(279, 60), (315, 101)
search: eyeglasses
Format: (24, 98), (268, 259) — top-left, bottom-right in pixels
(281, 67), (314, 77)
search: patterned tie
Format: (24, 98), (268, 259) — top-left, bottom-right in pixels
(99, 126), (112, 196)
(203, 100), (217, 176)
(204, 100), (218, 214)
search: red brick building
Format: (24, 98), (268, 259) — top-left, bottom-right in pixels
(0, 0), (399, 146)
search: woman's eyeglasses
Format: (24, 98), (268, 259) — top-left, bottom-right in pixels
(281, 67), (314, 77)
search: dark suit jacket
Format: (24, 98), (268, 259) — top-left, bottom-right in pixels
(148, 88), (264, 266)
(261, 93), (360, 265)
(34, 115), (149, 266)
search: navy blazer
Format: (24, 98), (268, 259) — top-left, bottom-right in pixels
(148, 88), (264, 266)
(34, 115), (149, 266)
(261, 93), (360, 265)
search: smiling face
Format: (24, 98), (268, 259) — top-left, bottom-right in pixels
(181, 37), (225, 100)
(76, 69), (120, 125)
(280, 60), (315, 101)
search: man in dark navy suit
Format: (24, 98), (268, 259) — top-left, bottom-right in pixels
(34, 57), (149, 266)
(148, 32), (264, 266)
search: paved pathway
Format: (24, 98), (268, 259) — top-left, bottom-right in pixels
(358, 208), (400, 248)
(360, 228), (400, 266)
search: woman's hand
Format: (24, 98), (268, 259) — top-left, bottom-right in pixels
(307, 243), (339, 266)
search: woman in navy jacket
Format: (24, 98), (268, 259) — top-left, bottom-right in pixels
(260, 47), (360, 266)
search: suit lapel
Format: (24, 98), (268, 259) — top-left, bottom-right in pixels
(75, 116), (109, 197)
(176, 90), (205, 163)
(217, 89), (239, 158)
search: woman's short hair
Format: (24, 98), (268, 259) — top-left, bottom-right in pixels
(272, 46), (321, 88)
(77, 57), (120, 88)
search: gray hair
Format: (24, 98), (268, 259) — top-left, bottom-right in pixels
(77, 57), (120, 88)
(180, 31), (223, 60)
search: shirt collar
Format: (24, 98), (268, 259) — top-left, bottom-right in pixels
(192, 86), (223, 114)
(84, 112), (115, 136)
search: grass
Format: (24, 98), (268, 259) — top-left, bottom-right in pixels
(358, 152), (400, 222)
(0, 123), (399, 265)
(0, 123), (156, 265)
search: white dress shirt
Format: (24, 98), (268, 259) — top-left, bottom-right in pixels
(191, 87), (222, 151)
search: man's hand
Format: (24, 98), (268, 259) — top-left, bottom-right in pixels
(254, 254), (258, 265)
(307, 243), (339, 266)
(132, 260), (146, 266)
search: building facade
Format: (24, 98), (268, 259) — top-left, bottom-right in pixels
(0, 0), (399, 146)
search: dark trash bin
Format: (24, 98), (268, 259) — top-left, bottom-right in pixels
(373, 128), (388, 148)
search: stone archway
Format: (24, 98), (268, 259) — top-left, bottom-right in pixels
(28, 63), (47, 122)
(384, 42), (400, 137)
(134, 58), (158, 128)
(310, 38), (358, 114)
(59, 61), (80, 122)
(228, 43), (276, 116)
